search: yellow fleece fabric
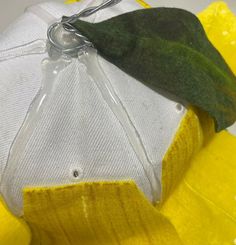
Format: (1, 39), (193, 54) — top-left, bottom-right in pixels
(160, 3), (236, 245)
(1, 1), (236, 245)
(23, 182), (183, 245)
(0, 196), (31, 244)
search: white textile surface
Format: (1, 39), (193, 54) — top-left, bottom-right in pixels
(0, 0), (186, 215)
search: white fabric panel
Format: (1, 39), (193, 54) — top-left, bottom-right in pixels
(0, 9), (49, 182)
(2, 59), (153, 215)
(0, 11), (48, 49)
(0, 1), (94, 186)
(0, 55), (44, 183)
(0, 10), (49, 183)
(99, 59), (186, 178)
(0, 0), (186, 215)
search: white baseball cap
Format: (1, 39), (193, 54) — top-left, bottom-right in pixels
(0, 0), (187, 216)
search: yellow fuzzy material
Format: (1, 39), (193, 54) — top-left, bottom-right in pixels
(0, 196), (31, 245)
(0, 2), (236, 245)
(24, 181), (183, 245)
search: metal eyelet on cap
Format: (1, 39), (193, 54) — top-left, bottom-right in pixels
(70, 166), (84, 181)
(175, 103), (184, 113)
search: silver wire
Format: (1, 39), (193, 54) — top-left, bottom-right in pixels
(62, 0), (122, 24)
(47, 0), (122, 55)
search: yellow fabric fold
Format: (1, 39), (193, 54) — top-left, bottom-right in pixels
(0, 196), (31, 245)
(159, 3), (236, 244)
(23, 181), (183, 245)
(1, 2), (236, 245)
(161, 131), (236, 245)
(161, 107), (214, 202)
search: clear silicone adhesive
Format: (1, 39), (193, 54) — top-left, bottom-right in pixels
(0, 39), (47, 62)
(78, 47), (161, 204)
(1, 55), (72, 215)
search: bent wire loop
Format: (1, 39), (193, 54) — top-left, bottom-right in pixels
(47, 0), (122, 55)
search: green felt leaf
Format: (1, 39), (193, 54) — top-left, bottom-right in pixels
(71, 7), (236, 132)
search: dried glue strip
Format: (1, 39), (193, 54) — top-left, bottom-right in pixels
(0, 39), (47, 62)
(78, 47), (161, 204)
(1, 55), (72, 215)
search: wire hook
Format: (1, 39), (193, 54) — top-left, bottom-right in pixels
(47, 0), (122, 55)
